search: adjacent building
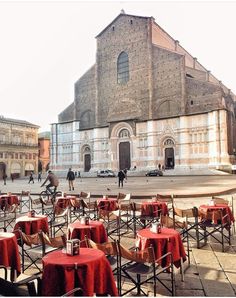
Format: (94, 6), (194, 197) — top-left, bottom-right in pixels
(50, 12), (236, 175)
(38, 131), (50, 173)
(0, 116), (39, 178)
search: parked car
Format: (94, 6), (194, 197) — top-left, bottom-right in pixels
(97, 170), (116, 177)
(145, 169), (163, 177)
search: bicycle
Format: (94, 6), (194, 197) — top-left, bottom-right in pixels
(39, 186), (62, 215)
(40, 186), (61, 200)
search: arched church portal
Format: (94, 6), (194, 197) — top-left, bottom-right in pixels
(164, 139), (175, 169)
(83, 146), (91, 172)
(118, 129), (131, 170)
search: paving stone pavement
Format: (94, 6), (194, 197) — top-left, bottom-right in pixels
(1, 176), (236, 296)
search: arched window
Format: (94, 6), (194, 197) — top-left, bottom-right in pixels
(117, 52), (129, 84)
(119, 129), (130, 138)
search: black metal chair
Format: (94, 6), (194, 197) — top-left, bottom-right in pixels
(0, 202), (18, 231)
(197, 208), (231, 252)
(117, 241), (175, 296)
(0, 265), (42, 296)
(19, 191), (32, 213)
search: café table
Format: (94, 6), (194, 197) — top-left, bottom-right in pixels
(68, 220), (108, 244)
(199, 204), (235, 224)
(42, 248), (118, 296)
(56, 195), (76, 209)
(0, 194), (19, 209)
(141, 201), (169, 216)
(0, 232), (21, 280)
(97, 197), (118, 211)
(136, 227), (186, 268)
(14, 214), (49, 235)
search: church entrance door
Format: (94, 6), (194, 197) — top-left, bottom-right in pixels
(119, 142), (131, 170)
(84, 154), (91, 172)
(165, 148), (175, 169)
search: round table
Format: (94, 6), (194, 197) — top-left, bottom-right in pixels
(97, 198), (118, 211)
(199, 204), (235, 224)
(136, 228), (186, 268)
(0, 232), (21, 280)
(14, 215), (49, 235)
(42, 248), (118, 296)
(56, 196), (76, 208)
(0, 194), (19, 209)
(141, 201), (169, 216)
(68, 220), (108, 244)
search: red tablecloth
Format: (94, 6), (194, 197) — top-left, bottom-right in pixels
(97, 198), (118, 211)
(42, 248), (118, 296)
(141, 201), (169, 216)
(0, 232), (21, 280)
(68, 220), (108, 244)
(56, 196), (76, 208)
(0, 195), (19, 209)
(136, 228), (186, 268)
(14, 215), (49, 235)
(199, 204), (235, 224)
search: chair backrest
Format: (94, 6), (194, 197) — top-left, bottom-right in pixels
(130, 202), (142, 212)
(160, 215), (175, 228)
(117, 192), (126, 201)
(70, 197), (81, 208)
(156, 194), (174, 213)
(87, 238), (118, 255)
(174, 207), (195, 218)
(20, 231), (41, 247)
(212, 196), (229, 205)
(40, 231), (66, 247)
(53, 205), (69, 216)
(80, 191), (91, 199)
(117, 241), (155, 264)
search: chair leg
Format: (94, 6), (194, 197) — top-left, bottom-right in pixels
(221, 225), (224, 252)
(137, 274), (141, 295)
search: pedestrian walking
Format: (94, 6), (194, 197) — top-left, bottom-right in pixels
(3, 173), (7, 185)
(28, 172), (34, 184)
(66, 168), (75, 191)
(38, 171), (42, 182)
(123, 168), (128, 181)
(118, 170), (125, 188)
(11, 173), (14, 182)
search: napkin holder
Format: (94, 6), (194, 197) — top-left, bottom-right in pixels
(150, 223), (161, 234)
(66, 239), (80, 256)
(28, 210), (36, 217)
(80, 216), (90, 225)
(209, 200), (215, 206)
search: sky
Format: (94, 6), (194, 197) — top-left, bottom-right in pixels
(0, 0), (236, 132)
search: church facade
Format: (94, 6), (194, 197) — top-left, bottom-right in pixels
(51, 13), (236, 175)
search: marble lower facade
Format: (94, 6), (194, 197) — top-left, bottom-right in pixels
(50, 109), (232, 176)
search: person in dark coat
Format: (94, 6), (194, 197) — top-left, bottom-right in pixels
(66, 168), (75, 191)
(118, 170), (125, 188)
(3, 173), (7, 185)
(28, 172), (34, 184)
(41, 170), (59, 194)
